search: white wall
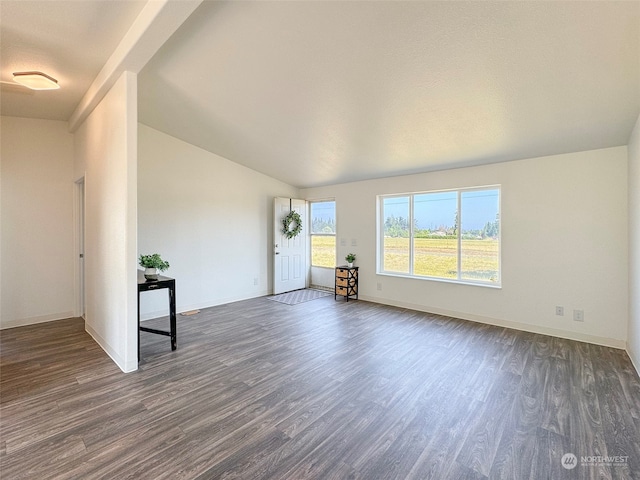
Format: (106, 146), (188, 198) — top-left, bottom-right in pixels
(74, 71), (138, 372)
(310, 266), (336, 289)
(137, 124), (298, 318)
(302, 147), (629, 347)
(0, 117), (75, 328)
(628, 114), (640, 371)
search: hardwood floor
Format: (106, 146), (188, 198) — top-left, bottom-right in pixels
(1, 296), (639, 479)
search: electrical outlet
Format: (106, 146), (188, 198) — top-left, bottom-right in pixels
(377, 282), (382, 291)
(340, 238), (347, 247)
(253, 277), (258, 286)
(573, 309), (584, 322)
(555, 306), (564, 316)
(351, 238), (357, 246)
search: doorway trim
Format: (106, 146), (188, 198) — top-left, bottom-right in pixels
(73, 176), (85, 318)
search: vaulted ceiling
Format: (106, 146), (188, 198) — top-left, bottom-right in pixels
(3, 1), (639, 188)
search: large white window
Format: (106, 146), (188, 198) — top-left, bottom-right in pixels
(310, 200), (336, 268)
(378, 186), (500, 286)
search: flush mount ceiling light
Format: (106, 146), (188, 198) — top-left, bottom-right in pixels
(12, 71), (60, 90)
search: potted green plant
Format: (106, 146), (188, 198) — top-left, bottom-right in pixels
(139, 253), (170, 280)
(345, 253), (356, 268)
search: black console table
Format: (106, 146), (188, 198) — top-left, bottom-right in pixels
(137, 270), (176, 361)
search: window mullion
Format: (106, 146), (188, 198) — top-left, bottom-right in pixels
(409, 194), (414, 275)
(379, 201), (382, 272)
(457, 191), (462, 280)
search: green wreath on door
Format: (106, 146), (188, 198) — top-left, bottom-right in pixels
(282, 211), (302, 239)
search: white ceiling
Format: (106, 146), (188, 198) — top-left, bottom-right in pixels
(138, 1), (640, 188)
(1, 0), (146, 120)
(2, 1), (639, 189)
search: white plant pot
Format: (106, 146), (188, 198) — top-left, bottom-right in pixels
(347, 262), (353, 268)
(144, 267), (158, 280)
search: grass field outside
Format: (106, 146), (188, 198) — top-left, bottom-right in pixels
(383, 237), (499, 282)
(312, 236), (336, 268)
(312, 235), (499, 283)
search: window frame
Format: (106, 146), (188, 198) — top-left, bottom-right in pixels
(309, 199), (337, 269)
(377, 185), (501, 288)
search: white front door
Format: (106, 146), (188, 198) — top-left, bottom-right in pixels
(274, 197), (307, 294)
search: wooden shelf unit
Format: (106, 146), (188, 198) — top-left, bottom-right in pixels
(335, 266), (359, 301)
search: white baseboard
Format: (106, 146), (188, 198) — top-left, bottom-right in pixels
(627, 345), (640, 377)
(140, 309), (171, 321)
(359, 295), (626, 350)
(84, 323), (137, 373)
(0, 311), (75, 330)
